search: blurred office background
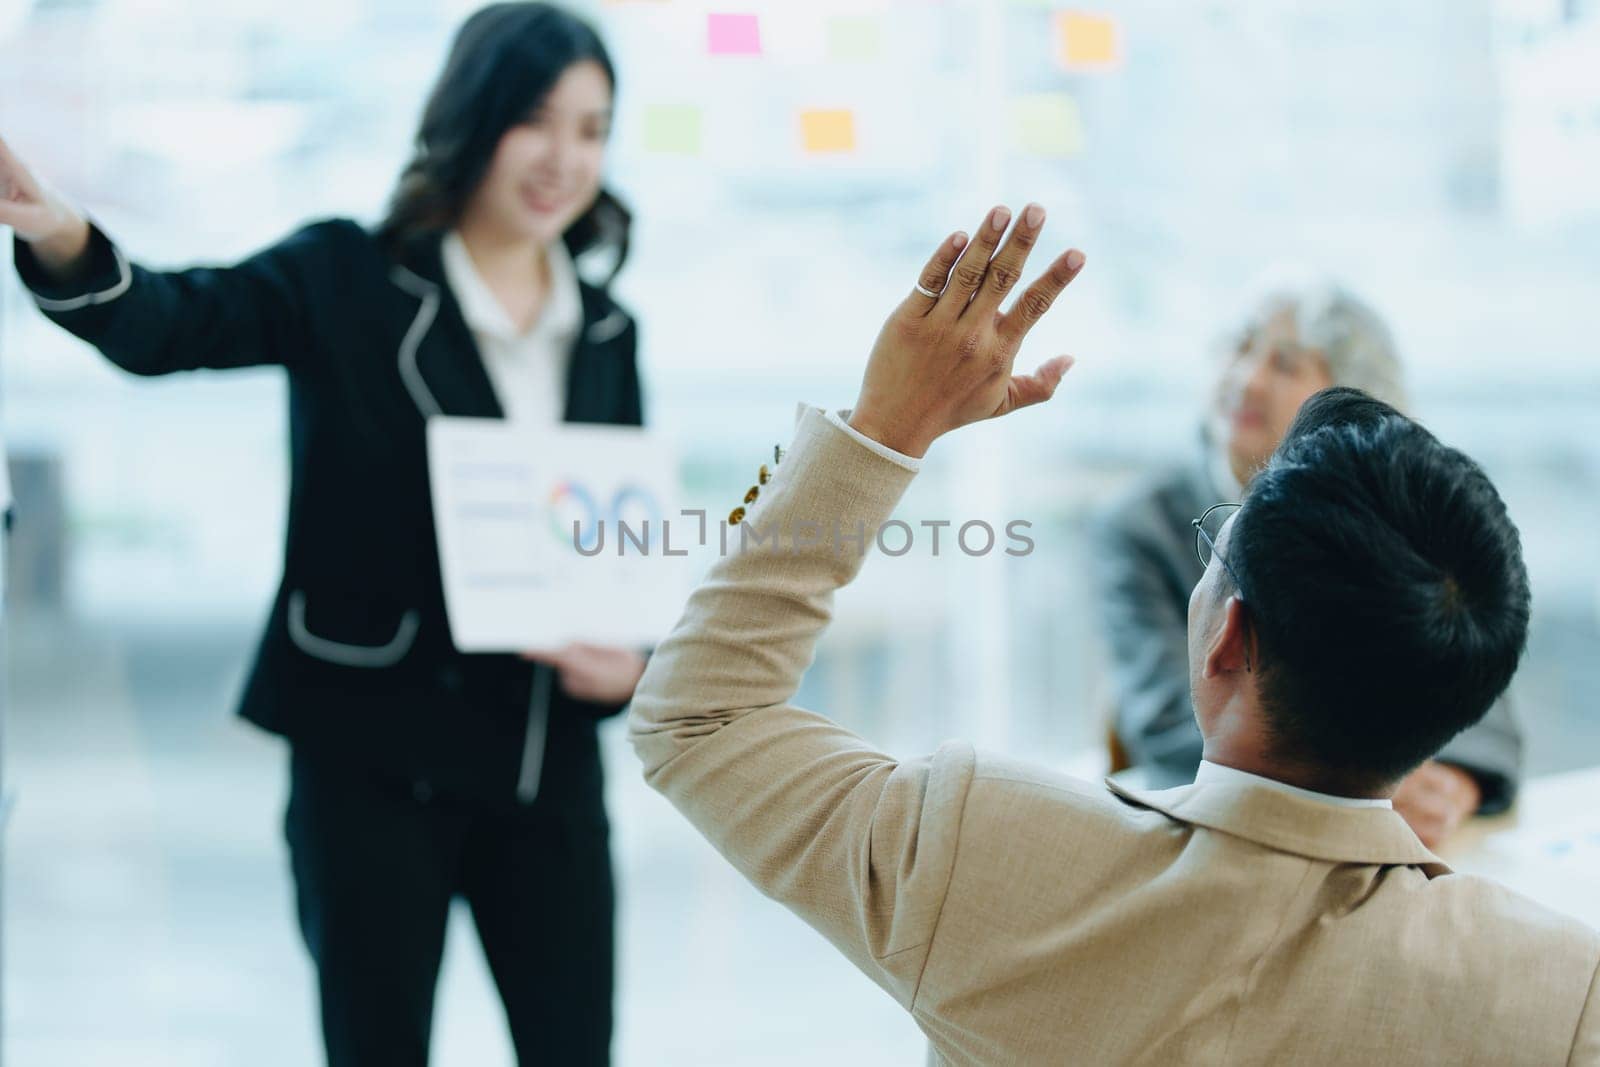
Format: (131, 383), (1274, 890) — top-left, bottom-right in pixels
(2, 0), (1598, 1062)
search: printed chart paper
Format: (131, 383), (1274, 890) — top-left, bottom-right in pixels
(428, 418), (691, 652)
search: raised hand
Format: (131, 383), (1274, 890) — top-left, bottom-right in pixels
(847, 203), (1085, 458)
(0, 134), (90, 271)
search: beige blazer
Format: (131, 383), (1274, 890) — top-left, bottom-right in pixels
(629, 407), (1600, 1066)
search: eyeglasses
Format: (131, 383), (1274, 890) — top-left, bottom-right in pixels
(1192, 502), (1246, 596)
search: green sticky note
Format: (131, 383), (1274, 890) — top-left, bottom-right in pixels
(642, 105), (703, 155)
(826, 15), (881, 62)
(1010, 93), (1084, 157)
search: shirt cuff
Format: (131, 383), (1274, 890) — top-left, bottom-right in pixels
(822, 408), (923, 473)
(14, 221), (132, 311)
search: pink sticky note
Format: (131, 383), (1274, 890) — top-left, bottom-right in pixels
(708, 13), (761, 56)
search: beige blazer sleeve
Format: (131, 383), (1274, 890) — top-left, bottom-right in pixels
(628, 406), (974, 1009)
(1574, 970), (1600, 1066)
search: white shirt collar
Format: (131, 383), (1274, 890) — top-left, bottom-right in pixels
(441, 230), (582, 346)
(1194, 760), (1393, 809)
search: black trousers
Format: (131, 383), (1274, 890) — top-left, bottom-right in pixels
(284, 744), (615, 1066)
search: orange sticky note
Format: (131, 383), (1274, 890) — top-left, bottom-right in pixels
(1056, 12), (1118, 70)
(801, 109), (856, 154)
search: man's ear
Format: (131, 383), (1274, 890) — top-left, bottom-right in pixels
(1203, 596), (1254, 679)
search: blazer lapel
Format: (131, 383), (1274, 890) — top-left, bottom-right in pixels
(563, 282), (626, 424)
(390, 235), (633, 425)
(389, 235), (504, 421)
(1105, 777), (1451, 873)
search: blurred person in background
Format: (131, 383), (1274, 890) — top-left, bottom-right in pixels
(1090, 278), (1523, 847)
(1, 4), (642, 1063)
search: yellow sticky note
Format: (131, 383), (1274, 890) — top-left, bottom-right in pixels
(801, 109), (856, 154)
(826, 16), (881, 62)
(1056, 11), (1118, 70)
(642, 105), (702, 155)
(1011, 93), (1084, 157)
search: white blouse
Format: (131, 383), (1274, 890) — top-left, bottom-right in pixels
(441, 230), (582, 424)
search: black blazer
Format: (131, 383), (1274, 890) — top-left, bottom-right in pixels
(16, 219), (644, 805)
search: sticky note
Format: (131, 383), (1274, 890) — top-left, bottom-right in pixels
(826, 16), (881, 62)
(801, 109), (856, 154)
(1010, 93), (1084, 157)
(642, 105), (702, 154)
(1056, 12), (1118, 70)
(708, 13), (762, 56)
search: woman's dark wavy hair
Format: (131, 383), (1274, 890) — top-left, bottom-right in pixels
(379, 2), (631, 283)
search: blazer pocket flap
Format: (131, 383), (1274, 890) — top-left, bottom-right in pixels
(287, 589), (420, 668)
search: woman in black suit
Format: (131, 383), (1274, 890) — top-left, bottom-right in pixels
(2, 4), (643, 1063)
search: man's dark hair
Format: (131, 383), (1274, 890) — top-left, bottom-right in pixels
(1226, 387), (1531, 788)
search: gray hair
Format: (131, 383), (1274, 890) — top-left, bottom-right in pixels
(1233, 271), (1410, 413)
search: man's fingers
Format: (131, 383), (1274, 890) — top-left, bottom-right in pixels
(933, 205), (1011, 317)
(1000, 355), (1075, 415)
(904, 230), (969, 315)
(999, 248), (1086, 345)
(967, 202), (1045, 321)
